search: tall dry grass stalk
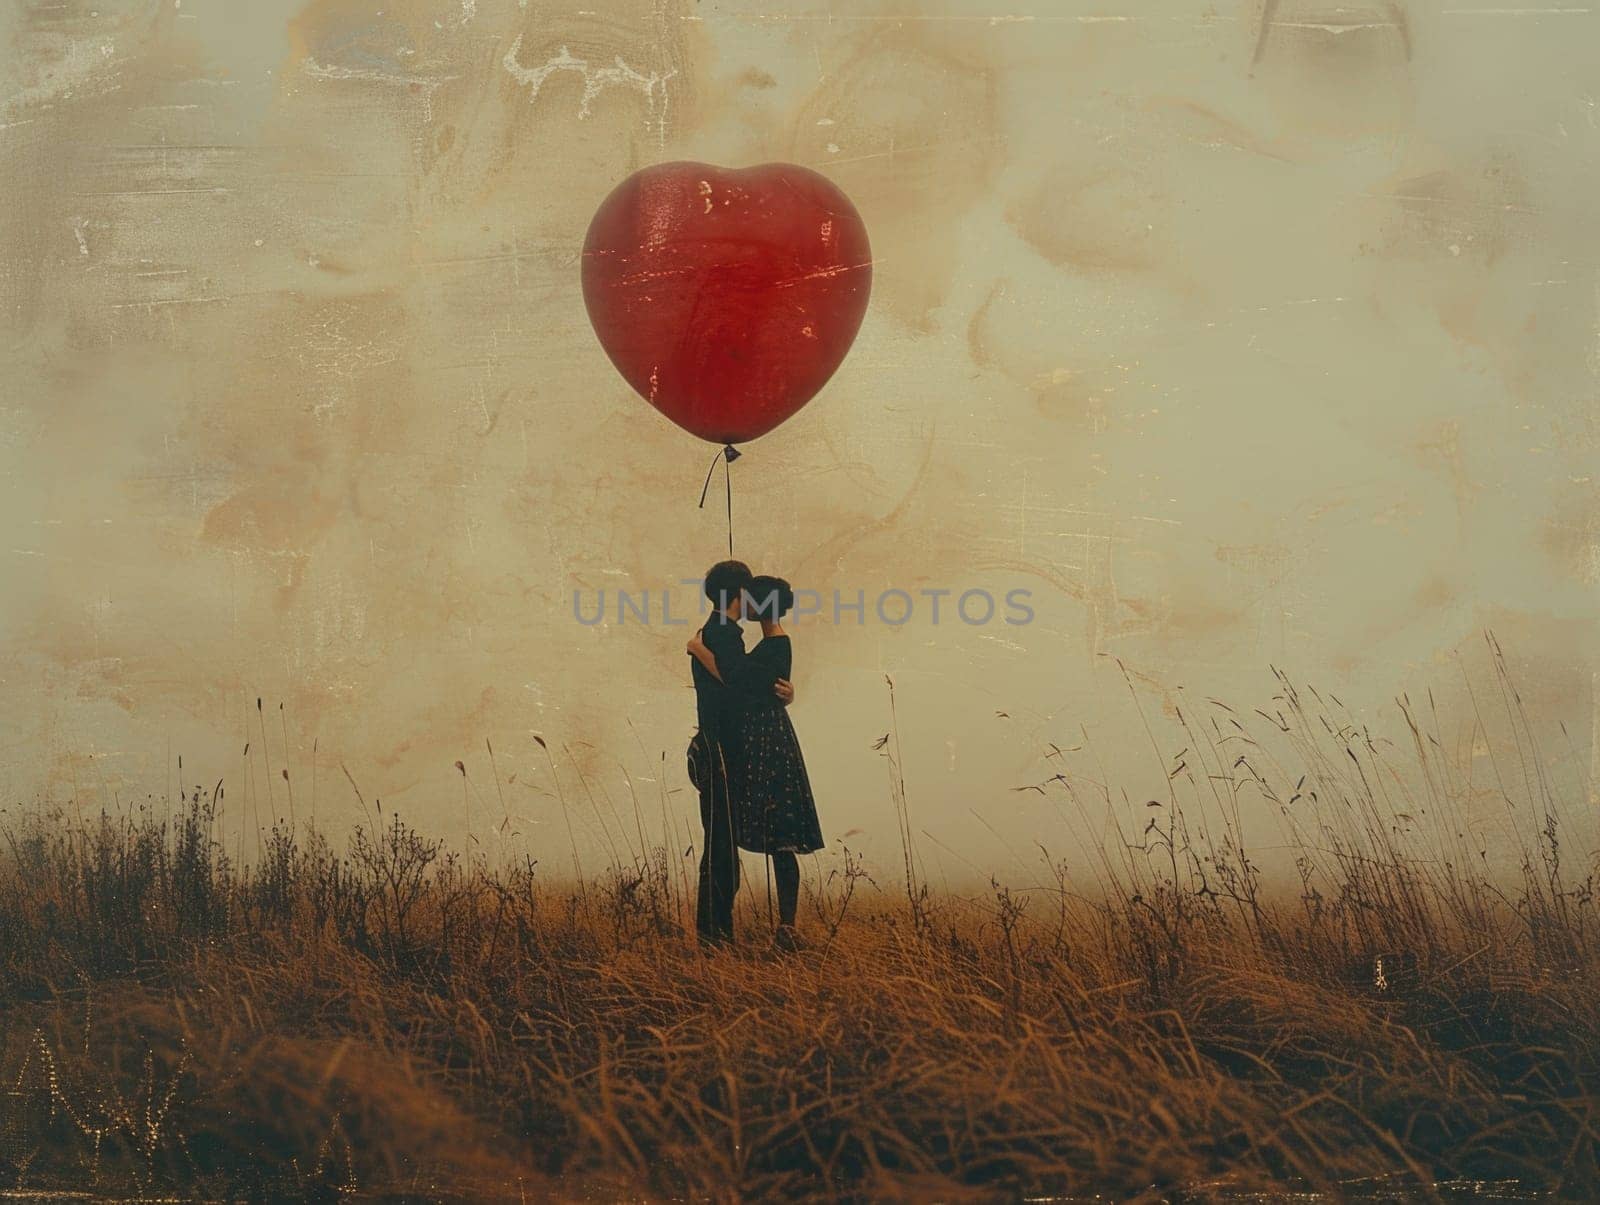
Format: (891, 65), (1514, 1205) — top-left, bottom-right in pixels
(0, 642), (1595, 1201)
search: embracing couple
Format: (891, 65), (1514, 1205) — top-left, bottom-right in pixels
(686, 559), (824, 949)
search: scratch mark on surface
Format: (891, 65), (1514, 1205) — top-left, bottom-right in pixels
(81, 187), (230, 197)
(501, 37), (677, 147)
(1269, 20), (1402, 32)
(679, 12), (1133, 22)
(1366, 192), (1540, 215)
(301, 58), (457, 122)
(771, 259), (879, 288)
(108, 289), (284, 310)
(812, 132), (1005, 172)
(1253, 1), (1411, 65)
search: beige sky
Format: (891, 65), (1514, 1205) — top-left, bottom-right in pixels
(2, 0), (1596, 887)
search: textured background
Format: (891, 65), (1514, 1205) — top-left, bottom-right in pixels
(2, 0), (1596, 884)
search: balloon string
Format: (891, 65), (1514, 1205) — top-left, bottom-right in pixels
(697, 444), (741, 557)
(696, 446), (722, 510)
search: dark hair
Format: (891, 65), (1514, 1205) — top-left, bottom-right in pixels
(745, 575), (795, 620)
(704, 559), (754, 608)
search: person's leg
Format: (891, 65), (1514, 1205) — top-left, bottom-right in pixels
(705, 743), (740, 942)
(710, 791), (738, 940)
(772, 851), (799, 929)
(694, 771), (717, 942)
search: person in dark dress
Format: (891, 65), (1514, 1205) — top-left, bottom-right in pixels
(686, 560), (794, 946)
(688, 575), (822, 949)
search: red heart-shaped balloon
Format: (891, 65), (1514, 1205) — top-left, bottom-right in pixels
(581, 161), (872, 446)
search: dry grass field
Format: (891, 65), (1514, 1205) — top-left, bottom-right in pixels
(1, 654), (1597, 1201)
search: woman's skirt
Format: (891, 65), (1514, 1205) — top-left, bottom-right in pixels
(734, 707), (824, 855)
